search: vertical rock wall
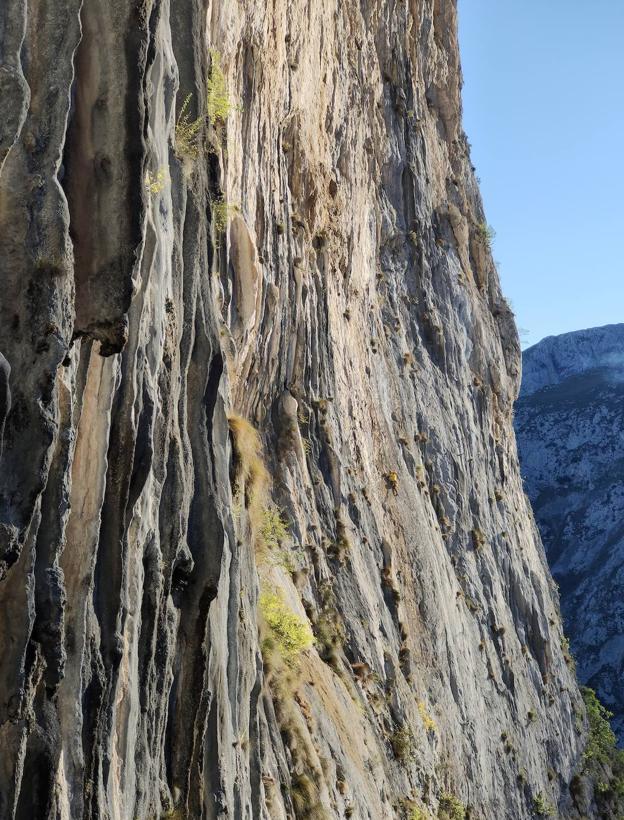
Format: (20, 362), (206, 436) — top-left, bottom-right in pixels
(0, 0), (594, 817)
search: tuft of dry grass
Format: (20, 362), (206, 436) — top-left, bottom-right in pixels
(291, 772), (325, 819)
(228, 415), (271, 548)
(390, 724), (414, 761)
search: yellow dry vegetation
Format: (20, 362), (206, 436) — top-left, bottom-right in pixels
(417, 700), (437, 734)
(228, 414), (270, 550)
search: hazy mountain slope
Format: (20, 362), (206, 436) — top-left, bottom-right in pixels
(516, 324), (624, 744)
(0, 1), (603, 818)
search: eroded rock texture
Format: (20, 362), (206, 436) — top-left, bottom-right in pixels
(0, 0), (601, 817)
(516, 324), (624, 743)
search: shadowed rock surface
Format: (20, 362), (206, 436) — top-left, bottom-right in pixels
(516, 324), (624, 744)
(0, 1), (612, 818)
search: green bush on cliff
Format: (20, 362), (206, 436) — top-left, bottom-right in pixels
(581, 686), (624, 797)
(407, 804), (432, 820)
(476, 221), (496, 249)
(174, 93), (203, 160)
(208, 49), (234, 124)
(437, 792), (466, 819)
(583, 686), (619, 764)
(260, 507), (289, 552)
(260, 591), (313, 666)
(532, 793), (555, 817)
(211, 196), (232, 235)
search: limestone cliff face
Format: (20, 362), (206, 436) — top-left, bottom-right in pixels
(0, 1), (592, 818)
(516, 324), (624, 743)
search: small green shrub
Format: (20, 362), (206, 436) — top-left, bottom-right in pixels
(261, 507), (288, 551)
(583, 687), (618, 765)
(580, 686), (624, 802)
(175, 93), (203, 160)
(438, 792), (466, 820)
(476, 222), (496, 248)
(532, 793), (555, 817)
(211, 196), (233, 235)
(407, 804), (431, 820)
(260, 592), (313, 666)
(145, 169), (167, 195)
(207, 49), (234, 124)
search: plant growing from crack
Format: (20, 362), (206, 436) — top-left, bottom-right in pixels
(260, 591), (313, 666)
(208, 48), (236, 125)
(145, 168), (167, 195)
(174, 94), (204, 161)
(476, 221), (496, 249)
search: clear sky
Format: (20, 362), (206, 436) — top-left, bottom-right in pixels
(458, 0), (624, 347)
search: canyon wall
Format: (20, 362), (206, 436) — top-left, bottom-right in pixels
(516, 324), (624, 744)
(0, 0), (602, 817)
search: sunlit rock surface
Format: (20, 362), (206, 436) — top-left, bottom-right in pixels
(0, 1), (600, 817)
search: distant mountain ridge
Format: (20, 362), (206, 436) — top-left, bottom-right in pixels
(516, 324), (624, 742)
(521, 323), (624, 396)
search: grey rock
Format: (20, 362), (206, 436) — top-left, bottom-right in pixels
(0, 0), (604, 818)
(0, 351), (10, 459)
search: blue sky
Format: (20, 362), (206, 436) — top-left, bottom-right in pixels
(458, 0), (624, 347)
